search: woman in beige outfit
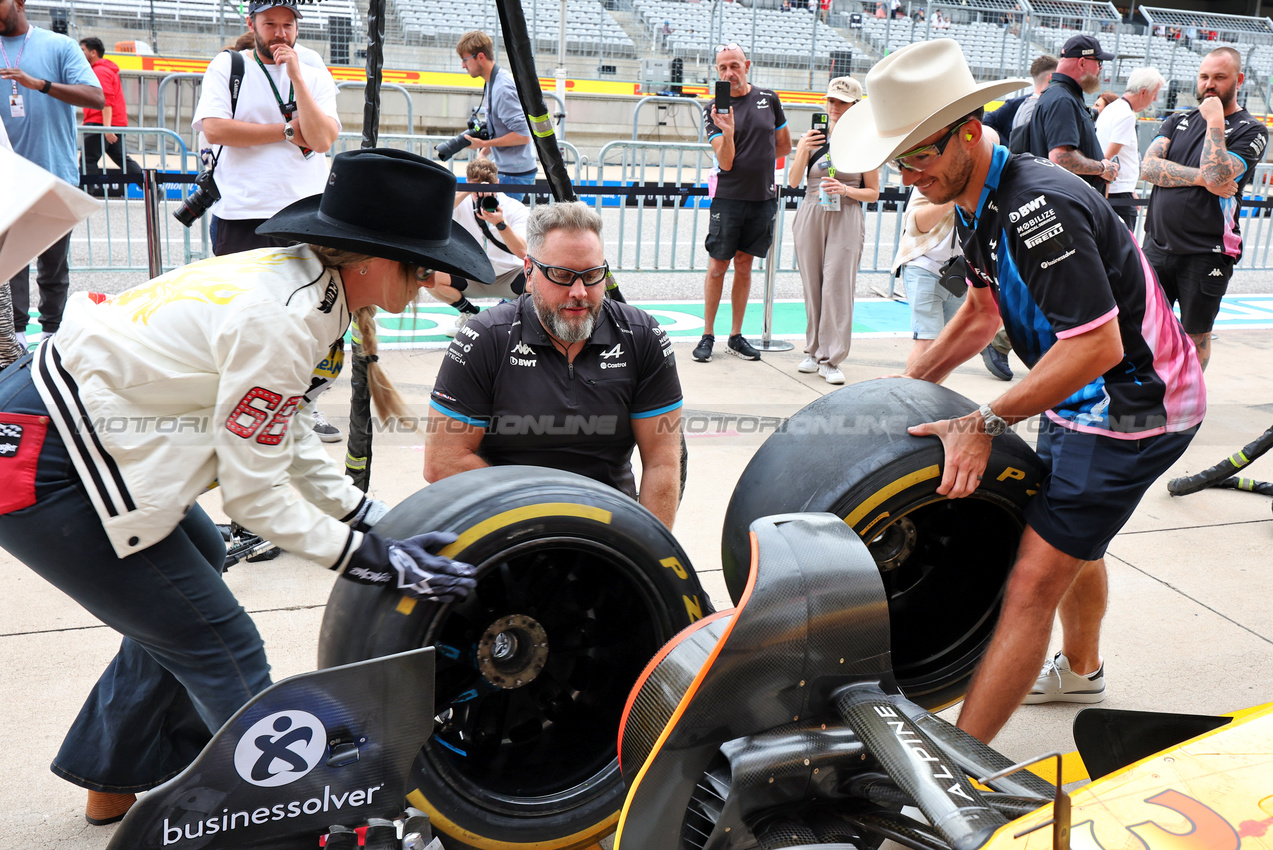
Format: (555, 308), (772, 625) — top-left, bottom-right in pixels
(788, 77), (880, 384)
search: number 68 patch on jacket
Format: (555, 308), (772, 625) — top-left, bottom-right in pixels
(0, 413), (48, 515)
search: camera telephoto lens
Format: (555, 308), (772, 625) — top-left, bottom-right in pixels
(435, 131), (474, 162)
(480, 196), (499, 213)
(173, 171), (221, 228)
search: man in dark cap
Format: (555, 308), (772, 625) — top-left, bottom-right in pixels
(1026, 34), (1119, 192)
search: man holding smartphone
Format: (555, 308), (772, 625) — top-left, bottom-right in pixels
(694, 43), (791, 363)
(422, 157), (530, 336)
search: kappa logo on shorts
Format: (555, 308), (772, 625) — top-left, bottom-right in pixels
(1209, 268), (1225, 277)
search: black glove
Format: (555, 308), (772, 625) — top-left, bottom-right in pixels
(343, 531), (477, 601)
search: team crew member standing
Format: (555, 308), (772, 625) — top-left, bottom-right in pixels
(693, 43), (791, 363)
(0, 0), (103, 347)
(426, 202), (684, 530)
(831, 39), (1204, 744)
(1141, 47), (1267, 371)
(787, 76), (878, 385)
(1095, 67), (1164, 231)
(1027, 34), (1119, 192)
(0, 150), (487, 825)
(455, 30), (537, 202)
(192, 0), (340, 257)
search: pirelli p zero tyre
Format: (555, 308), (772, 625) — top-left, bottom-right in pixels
(318, 466), (711, 850)
(721, 378), (1046, 710)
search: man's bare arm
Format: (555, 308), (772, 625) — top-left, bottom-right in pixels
(1141, 134), (1239, 196)
(423, 407), (489, 482)
(632, 410), (681, 530)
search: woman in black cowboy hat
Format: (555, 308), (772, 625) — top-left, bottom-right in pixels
(0, 148), (495, 825)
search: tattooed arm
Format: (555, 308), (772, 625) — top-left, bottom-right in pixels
(1141, 105), (1242, 196)
(1050, 146), (1119, 182)
(1196, 97), (1246, 189)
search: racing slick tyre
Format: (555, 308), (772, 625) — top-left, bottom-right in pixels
(318, 466), (712, 850)
(721, 378), (1046, 710)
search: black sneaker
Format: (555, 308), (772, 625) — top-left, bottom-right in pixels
(313, 410), (343, 442)
(692, 334), (714, 362)
(727, 334), (761, 361)
(981, 345), (1012, 381)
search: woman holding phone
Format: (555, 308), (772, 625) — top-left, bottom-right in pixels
(787, 76), (879, 384)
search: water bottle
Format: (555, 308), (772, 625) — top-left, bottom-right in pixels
(818, 166), (841, 212)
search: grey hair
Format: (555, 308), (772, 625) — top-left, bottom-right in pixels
(525, 201), (603, 255)
(1125, 67), (1165, 97)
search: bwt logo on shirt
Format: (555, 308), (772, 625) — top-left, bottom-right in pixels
(233, 710), (327, 787)
(1009, 195), (1047, 223)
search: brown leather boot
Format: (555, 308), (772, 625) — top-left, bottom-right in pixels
(85, 790), (136, 825)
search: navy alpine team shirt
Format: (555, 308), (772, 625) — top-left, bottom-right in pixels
(957, 145), (1205, 438)
(1143, 106), (1268, 260)
(430, 295), (683, 497)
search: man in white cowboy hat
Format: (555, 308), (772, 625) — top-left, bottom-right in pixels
(831, 39), (1206, 744)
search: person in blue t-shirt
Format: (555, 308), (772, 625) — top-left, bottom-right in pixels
(0, 0), (102, 347)
(454, 30), (537, 202)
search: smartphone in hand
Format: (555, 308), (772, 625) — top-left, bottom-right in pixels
(715, 80), (731, 115)
(811, 112), (829, 134)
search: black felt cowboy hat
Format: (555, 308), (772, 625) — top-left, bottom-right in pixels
(258, 148), (496, 283)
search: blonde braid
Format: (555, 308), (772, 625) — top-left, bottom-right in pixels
(354, 306), (415, 425)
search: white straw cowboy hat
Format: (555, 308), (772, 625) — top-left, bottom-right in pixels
(829, 39), (1028, 173)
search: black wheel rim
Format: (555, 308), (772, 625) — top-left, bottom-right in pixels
(420, 535), (671, 817)
(858, 496), (1021, 702)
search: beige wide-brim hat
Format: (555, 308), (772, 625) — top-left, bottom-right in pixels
(829, 39), (1029, 173)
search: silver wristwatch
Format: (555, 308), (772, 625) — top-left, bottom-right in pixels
(978, 403), (1008, 437)
(283, 123), (296, 141)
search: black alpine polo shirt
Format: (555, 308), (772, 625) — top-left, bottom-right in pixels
(430, 294), (683, 497)
(1028, 73), (1105, 191)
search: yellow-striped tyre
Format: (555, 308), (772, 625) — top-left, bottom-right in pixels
(721, 377), (1047, 710)
(318, 466), (711, 850)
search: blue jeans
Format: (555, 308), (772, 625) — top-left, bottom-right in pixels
(499, 170), (537, 203)
(0, 357), (271, 792)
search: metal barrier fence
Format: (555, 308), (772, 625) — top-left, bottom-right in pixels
(62, 136), (1273, 284)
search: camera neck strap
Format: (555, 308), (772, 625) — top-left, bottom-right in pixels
(208, 50), (247, 173)
(254, 50), (296, 118)
(475, 207), (514, 255)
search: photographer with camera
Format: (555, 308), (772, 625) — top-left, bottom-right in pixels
(444, 30), (537, 201)
(421, 157), (529, 336)
(190, 0), (340, 257)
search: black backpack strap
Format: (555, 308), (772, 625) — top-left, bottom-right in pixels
(229, 50), (244, 118)
(807, 143), (830, 181)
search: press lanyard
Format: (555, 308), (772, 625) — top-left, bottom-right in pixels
(0, 31), (32, 97)
(253, 51), (295, 118)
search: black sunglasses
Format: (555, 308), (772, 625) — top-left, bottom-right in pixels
(527, 256), (609, 287)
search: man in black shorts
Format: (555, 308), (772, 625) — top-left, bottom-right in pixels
(1141, 46), (1267, 371)
(426, 202), (684, 529)
(693, 43), (791, 363)
(831, 38), (1205, 744)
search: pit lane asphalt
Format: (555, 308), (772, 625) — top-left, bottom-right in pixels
(3, 322), (1272, 850)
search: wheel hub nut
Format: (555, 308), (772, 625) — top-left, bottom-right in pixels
(477, 614), (550, 690)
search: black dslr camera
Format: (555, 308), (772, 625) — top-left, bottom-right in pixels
(436, 110), (490, 161)
(937, 254), (968, 297)
(173, 169), (222, 227)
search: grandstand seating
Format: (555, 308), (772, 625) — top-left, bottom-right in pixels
(25, 0), (361, 36)
(861, 17), (1028, 77)
(631, 0), (853, 68)
(393, 0), (636, 57)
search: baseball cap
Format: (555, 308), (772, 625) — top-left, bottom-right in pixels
(826, 76), (863, 103)
(1059, 34), (1113, 61)
(248, 0), (303, 18)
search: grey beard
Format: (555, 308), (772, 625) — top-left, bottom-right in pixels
(544, 308), (598, 343)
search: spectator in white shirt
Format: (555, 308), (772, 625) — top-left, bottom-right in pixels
(1096, 67), (1165, 231)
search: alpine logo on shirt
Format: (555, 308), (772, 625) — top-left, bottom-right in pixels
(601, 344), (624, 359)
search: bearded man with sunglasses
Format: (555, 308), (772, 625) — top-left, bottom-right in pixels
(426, 202), (684, 529)
(832, 39), (1204, 745)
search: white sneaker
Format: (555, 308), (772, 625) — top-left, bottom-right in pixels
(797, 355), (819, 373)
(1023, 652), (1105, 704)
(819, 363), (845, 385)
(14, 332), (27, 350)
(445, 311), (474, 338)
